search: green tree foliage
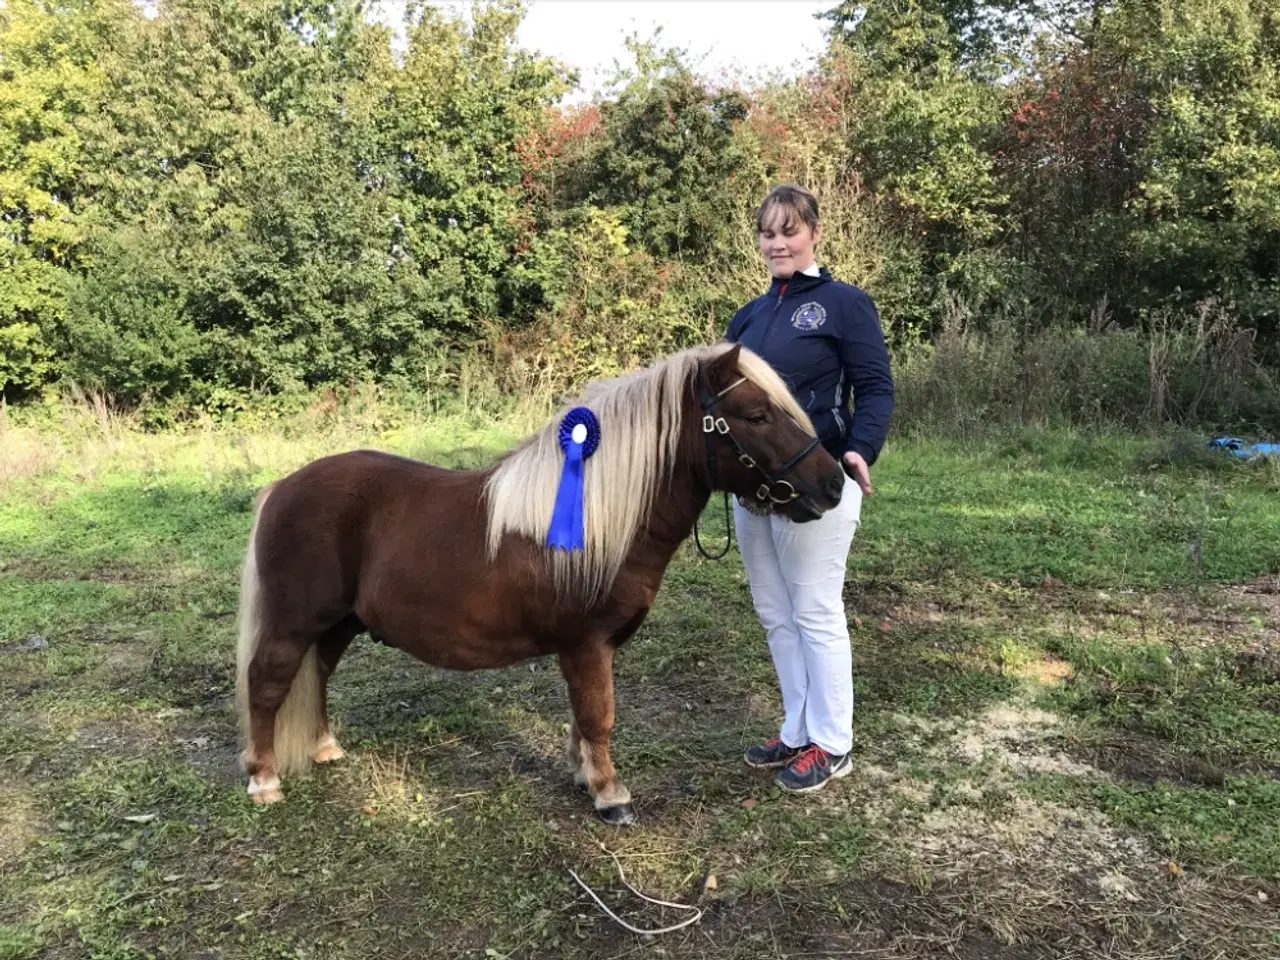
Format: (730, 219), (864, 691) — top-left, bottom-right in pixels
(0, 0), (127, 396)
(0, 0), (1276, 424)
(1114, 0), (1280, 322)
(827, 0), (1280, 333)
(2, 0), (567, 404)
(823, 2), (1013, 320)
(376, 0), (571, 330)
(70, 0), (419, 399)
(568, 36), (756, 262)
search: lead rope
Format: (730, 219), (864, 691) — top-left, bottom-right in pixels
(569, 842), (704, 936)
(693, 489), (733, 561)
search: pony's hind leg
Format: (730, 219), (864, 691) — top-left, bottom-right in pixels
(236, 491), (328, 804)
(560, 640), (635, 825)
(242, 630), (322, 804)
(313, 615), (363, 764)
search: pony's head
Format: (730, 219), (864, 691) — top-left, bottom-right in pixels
(696, 343), (845, 523)
(484, 342), (844, 603)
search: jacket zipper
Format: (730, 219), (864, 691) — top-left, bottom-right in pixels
(760, 289), (788, 356)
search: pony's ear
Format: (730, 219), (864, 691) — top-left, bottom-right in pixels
(706, 343), (743, 393)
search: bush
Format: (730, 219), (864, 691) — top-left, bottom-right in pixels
(2, 0), (1278, 428)
(892, 298), (1280, 434)
(0, 322), (55, 399)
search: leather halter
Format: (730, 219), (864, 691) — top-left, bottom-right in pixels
(690, 368), (823, 561)
(695, 373), (822, 505)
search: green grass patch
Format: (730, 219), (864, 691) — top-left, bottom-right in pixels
(859, 429), (1280, 587)
(2, 414), (1278, 957)
(1044, 633), (1280, 773)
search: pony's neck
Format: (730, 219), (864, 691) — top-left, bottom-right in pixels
(633, 397), (715, 560)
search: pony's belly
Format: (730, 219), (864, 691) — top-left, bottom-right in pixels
(359, 570), (560, 671)
(382, 628), (544, 671)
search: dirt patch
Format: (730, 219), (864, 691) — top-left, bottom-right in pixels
(911, 794), (1149, 876)
(0, 635), (48, 655)
(174, 724), (242, 785)
(0, 558), (150, 585)
(586, 870), (1277, 960)
(153, 660), (235, 708)
(821, 699), (1279, 959)
(88, 562), (152, 585)
(2, 679), (45, 701)
(0, 784), (43, 870)
(1072, 731), (1280, 788)
(74, 719), (165, 758)
(1226, 572), (1280, 612)
(847, 705), (1148, 906)
(1014, 653), (1073, 686)
(1233, 637), (1280, 683)
(952, 705), (1101, 778)
(1217, 575), (1280, 653)
(974, 579), (1274, 644)
(584, 878), (1072, 959)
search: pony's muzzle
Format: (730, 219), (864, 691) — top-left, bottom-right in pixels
(786, 466), (844, 522)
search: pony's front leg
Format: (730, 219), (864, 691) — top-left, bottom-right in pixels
(565, 718), (585, 787)
(560, 640), (635, 825)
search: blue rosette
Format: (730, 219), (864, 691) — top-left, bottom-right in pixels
(546, 406), (601, 551)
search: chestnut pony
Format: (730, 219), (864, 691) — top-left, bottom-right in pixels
(235, 343), (845, 823)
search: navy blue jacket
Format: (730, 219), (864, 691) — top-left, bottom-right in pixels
(726, 268), (894, 466)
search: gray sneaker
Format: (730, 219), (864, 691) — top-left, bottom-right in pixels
(775, 745), (853, 793)
(744, 735), (807, 769)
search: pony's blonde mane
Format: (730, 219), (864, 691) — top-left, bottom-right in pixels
(483, 343), (813, 605)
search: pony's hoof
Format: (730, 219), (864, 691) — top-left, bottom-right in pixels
(595, 803), (637, 826)
(250, 785), (284, 804)
(248, 775), (283, 804)
(314, 742), (345, 764)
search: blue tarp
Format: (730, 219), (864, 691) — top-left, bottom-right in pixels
(1207, 437), (1280, 460)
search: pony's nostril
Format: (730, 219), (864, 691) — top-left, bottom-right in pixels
(825, 472), (844, 503)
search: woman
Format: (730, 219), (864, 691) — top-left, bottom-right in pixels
(725, 183), (894, 793)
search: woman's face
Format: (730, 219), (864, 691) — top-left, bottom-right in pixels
(758, 205), (820, 280)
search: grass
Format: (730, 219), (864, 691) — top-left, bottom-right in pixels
(1, 400), (1278, 958)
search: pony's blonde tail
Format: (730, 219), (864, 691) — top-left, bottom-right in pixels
(235, 484), (323, 777)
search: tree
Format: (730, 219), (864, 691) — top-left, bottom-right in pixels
(565, 35), (757, 263)
(0, 0), (125, 397)
(825, 1), (1012, 321)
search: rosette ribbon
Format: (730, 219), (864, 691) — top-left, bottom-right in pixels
(546, 406), (601, 551)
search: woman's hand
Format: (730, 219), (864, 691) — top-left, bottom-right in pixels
(842, 451), (872, 496)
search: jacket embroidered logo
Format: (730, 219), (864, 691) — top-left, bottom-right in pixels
(791, 302), (827, 331)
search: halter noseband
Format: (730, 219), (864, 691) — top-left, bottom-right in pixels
(695, 372), (822, 506)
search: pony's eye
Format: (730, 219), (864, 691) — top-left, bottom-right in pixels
(745, 413), (768, 426)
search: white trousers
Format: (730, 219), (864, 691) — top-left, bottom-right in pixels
(733, 485), (862, 756)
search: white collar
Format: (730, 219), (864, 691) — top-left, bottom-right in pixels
(799, 262), (821, 277)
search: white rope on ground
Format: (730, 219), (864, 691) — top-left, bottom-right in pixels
(568, 842), (705, 936)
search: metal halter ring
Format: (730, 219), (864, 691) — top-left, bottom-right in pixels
(757, 480), (799, 504)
